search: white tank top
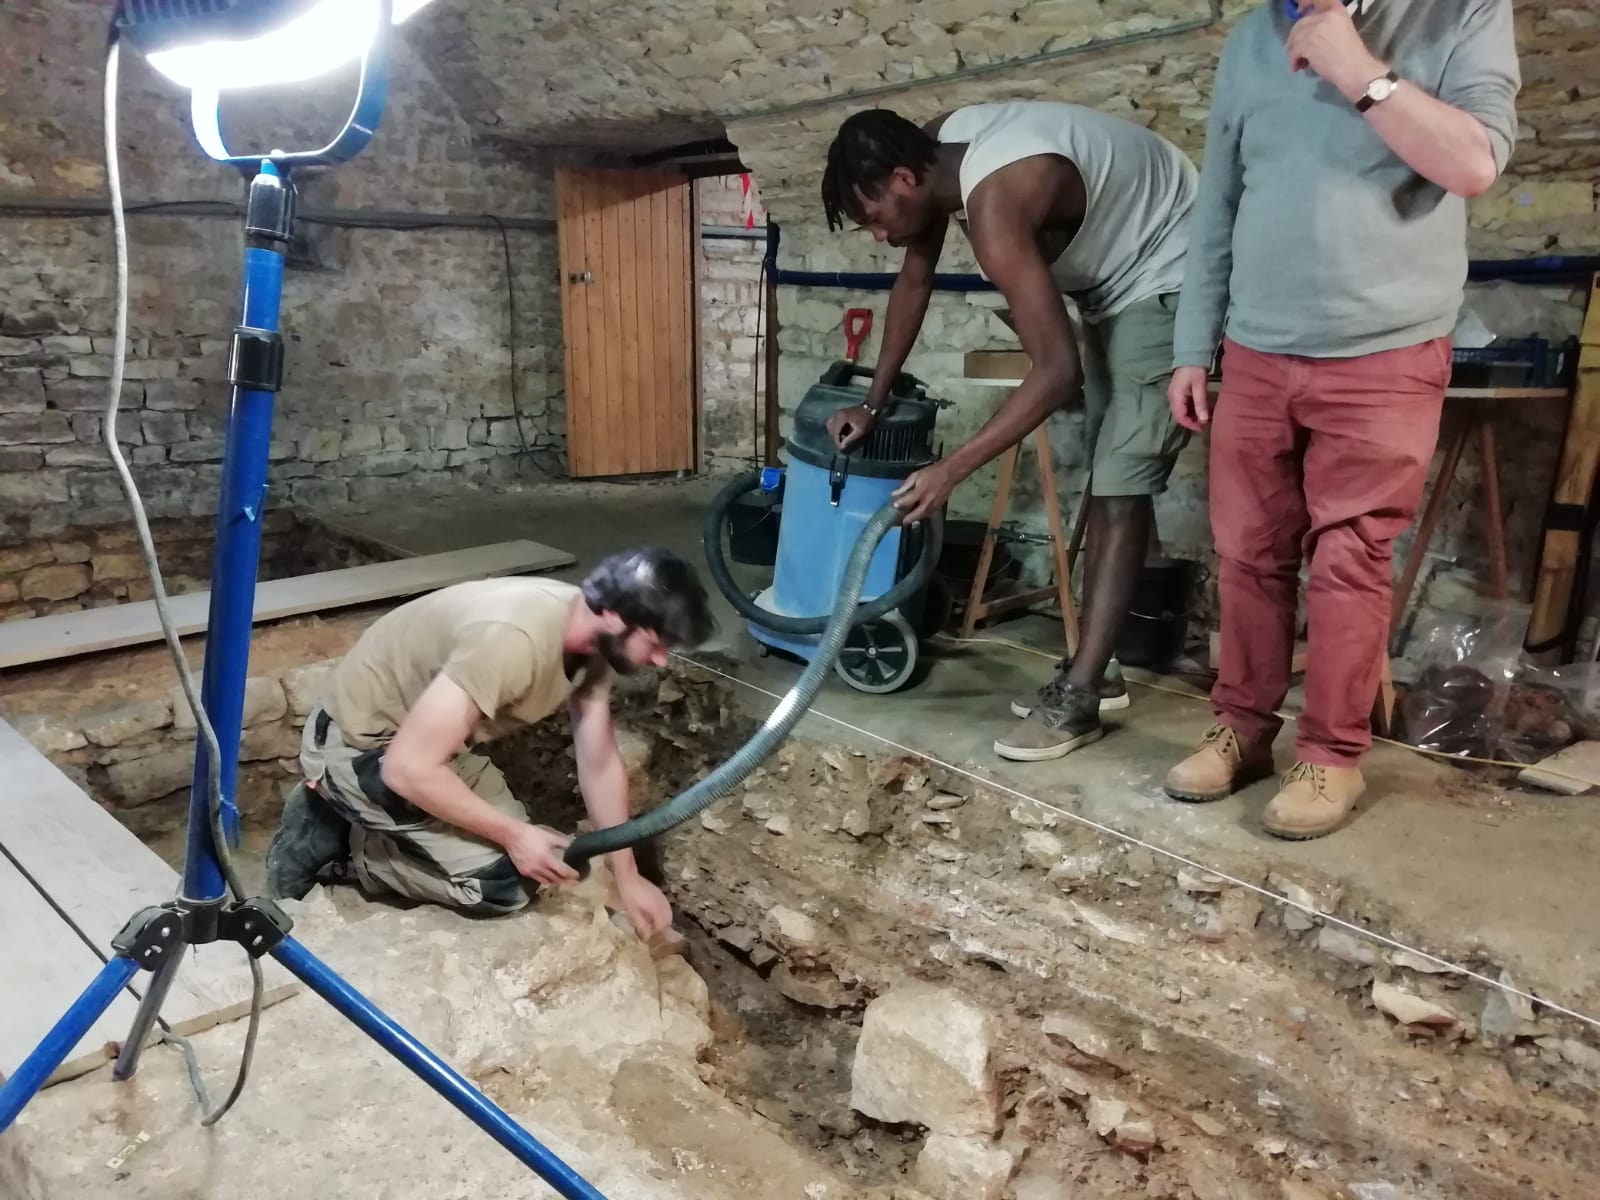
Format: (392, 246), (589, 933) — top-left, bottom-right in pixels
(938, 102), (1197, 322)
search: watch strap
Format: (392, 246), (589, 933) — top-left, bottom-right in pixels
(1355, 69), (1399, 112)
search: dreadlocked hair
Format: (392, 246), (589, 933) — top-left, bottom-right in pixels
(821, 109), (938, 232)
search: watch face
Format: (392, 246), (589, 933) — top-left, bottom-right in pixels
(1370, 77), (1398, 101)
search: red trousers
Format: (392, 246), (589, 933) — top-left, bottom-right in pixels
(1209, 336), (1451, 765)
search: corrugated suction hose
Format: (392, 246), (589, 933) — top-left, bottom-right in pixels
(563, 496), (941, 874)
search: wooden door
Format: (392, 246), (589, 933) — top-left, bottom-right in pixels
(556, 167), (697, 477)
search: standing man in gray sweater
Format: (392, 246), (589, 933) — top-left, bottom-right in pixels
(1164, 0), (1519, 837)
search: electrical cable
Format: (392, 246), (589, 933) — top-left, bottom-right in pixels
(750, 253), (766, 469)
(484, 213), (536, 470)
(103, 33), (262, 1127)
(673, 648), (1600, 1034)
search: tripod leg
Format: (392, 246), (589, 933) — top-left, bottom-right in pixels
(270, 937), (607, 1200)
(111, 949), (185, 1081)
(0, 957), (141, 1131)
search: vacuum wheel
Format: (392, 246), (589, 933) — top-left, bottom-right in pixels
(835, 611), (918, 694)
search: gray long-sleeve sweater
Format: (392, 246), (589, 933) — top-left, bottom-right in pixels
(1171, 0), (1520, 367)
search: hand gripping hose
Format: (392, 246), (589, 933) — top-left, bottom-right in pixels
(563, 495), (941, 874)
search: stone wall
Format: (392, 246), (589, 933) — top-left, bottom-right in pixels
(0, 512), (391, 622)
(11, 662), (327, 812)
(697, 176), (768, 470)
(722, 2), (1600, 594)
(0, 1), (566, 543)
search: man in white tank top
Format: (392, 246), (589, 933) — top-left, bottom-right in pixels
(820, 103), (1198, 763)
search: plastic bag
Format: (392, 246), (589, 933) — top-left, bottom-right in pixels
(1396, 601), (1529, 760)
(1498, 662), (1600, 764)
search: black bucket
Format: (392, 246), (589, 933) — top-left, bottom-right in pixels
(1116, 557), (1204, 669)
(728, 492), (781, 566)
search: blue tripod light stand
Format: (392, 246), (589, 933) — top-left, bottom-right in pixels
(0, 4), (606, 1196)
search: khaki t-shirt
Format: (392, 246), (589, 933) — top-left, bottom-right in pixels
(326, 577), (611, 749)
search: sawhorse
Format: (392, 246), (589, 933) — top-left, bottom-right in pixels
(961, 356), (1084, 652)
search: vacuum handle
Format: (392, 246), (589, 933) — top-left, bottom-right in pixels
(821, 359), (927, 395)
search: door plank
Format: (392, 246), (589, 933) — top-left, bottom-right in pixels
(557, 168), (696, 477)
(616, 177), (643, 476)
(556, 170), (592, 477)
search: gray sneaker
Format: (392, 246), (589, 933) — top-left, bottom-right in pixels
(1011, 656), (1129, 719)
(995, 684), (1105, 762)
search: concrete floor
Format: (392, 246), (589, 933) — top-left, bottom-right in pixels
(323, 478), (1600, 1019)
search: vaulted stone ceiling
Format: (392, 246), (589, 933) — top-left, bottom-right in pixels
(409, 0), (1598, 221)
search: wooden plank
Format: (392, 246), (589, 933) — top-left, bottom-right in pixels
(0, 539), (573, 670)
(599, 174), (627, 477)
(964, 349), (1031, 380)
(576, 170), (611, 478)
(616, 176), (643, 476)
(1528, 274), (1600, 649)
(659, 176), (685, 472)
(556, 168), (593, 477)
(636, 178), (661, 473)
(688, 176), (705, 473)
(1518, 739), (1600, 795)
(1031, 425), (1080, 655)
(0, 851), (146, 1086)
(0, 720), (298, 1037)
(675, 178), (697, 469)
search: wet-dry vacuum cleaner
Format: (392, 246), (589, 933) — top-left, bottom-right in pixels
(705, 361), (947, 694)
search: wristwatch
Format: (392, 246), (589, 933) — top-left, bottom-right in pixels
(1355, 69), (1400, 112)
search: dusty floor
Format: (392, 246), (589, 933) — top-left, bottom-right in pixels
(12, 667), (1598, 1200)
(316, 479), (1600, 1019)
(5, 478), (1600, 1199)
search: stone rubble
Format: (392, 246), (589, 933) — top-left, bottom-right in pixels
(850, 985), (1002, 1135)
(913, 1133), (1016, 1200)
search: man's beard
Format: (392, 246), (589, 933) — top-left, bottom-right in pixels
(596, 631), (641, 675)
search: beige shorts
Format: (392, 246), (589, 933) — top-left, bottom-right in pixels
(1079, 291), (1190, 497)
(299, 708), (534, 915)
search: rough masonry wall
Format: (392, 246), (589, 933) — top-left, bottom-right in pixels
(0, 1), (565, 543)
(722, 2), (1600, 593)
(698, 176), (768, 470)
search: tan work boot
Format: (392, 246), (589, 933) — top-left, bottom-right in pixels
(1262, 762), (1366, 840)
(1164, 724), (1274, 803)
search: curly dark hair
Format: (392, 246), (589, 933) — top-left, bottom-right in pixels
(821, 108), (939, 232)
(580, 547), (716, 648)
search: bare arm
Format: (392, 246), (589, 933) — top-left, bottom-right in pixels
(1290, 0), (1518, 197)
(380, 674), (521, 843)
(863, 216), (946, 414)
(381, 672), (578, 887)
(943, 163), (1080, 484)
(568, 681), (641, 884)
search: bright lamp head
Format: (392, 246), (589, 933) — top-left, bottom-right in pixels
(115, 0), (436, 92)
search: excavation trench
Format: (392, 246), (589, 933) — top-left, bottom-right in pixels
(11, 659), (1600, 1199)
(489, 667), (1600, 1200)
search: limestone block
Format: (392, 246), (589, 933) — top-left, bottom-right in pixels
(20, 562), (89, 600)
(172, 675), (287, 733)
(0, 543), (54, 574)
(1021, 830), (1065, 869)
(14, 713), (87, 754)
(105, 747), (195, 805)
(0, 412), (74, 445)
(851, 984), (1000, 1134)
(281, 659), (338, 718)
(914, 1134), (1015, 1200)
(81, 699), (173, 748)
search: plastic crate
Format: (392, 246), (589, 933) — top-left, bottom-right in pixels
(1451, 335), (1578, 389)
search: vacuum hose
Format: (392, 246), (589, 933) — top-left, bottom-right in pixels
(701, 470), (941, 634)
(562, 493), (942, 874)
